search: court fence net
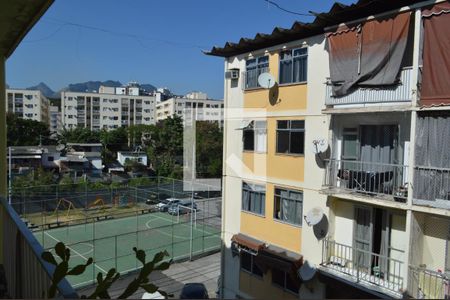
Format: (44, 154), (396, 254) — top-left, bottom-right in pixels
(10, 177), (222, 288)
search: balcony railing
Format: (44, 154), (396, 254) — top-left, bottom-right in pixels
(1, 197), (77, 298)
(321, 239), (404, 297)
(325, 68), (413, 106)
(243, 67), (269, 90)
(413, 166), (450, 209)
(408, 266), (450, 299)
(324, 159), (408, 202)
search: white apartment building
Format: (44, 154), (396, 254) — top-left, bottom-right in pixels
(6, 88), (50, 124)
(155, 92), (224, 123)
(61, 85), (156, 131)
(49, 105), (62, 134)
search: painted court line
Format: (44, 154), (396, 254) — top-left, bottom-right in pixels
(145, 214), (219, 239)
(150, 213), (218, 235)
(44, 231), (108, 274)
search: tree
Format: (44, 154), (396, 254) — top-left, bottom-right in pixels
(144, 116), (183, 178)
(100, 127), (129, 164)
(58, 127), (100, 145)
(196, 121), (223, 178)
(7, 113), (54, 146)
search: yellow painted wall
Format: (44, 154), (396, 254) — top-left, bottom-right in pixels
(242, 118), (304, 182)
(421, 216), (449, 270)
(239, 270), (299, 300)
(242, 152), (266, 175)
(240, 182), (302, 253)
(243, 51), (307, 111)
(267, 118), (304, 182)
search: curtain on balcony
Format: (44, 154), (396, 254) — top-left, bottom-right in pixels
(354, 207), (372, 270)
(327, 12), (411, 97)
(360, 125), (397, 174)
(420, 2), (450, 106)
(414, 112), (450, 201)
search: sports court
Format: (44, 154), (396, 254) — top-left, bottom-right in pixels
(34, 211), (220, 287)
(12, 177), (222, 288)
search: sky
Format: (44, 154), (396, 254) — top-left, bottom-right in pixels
(6, 0), (355, 99)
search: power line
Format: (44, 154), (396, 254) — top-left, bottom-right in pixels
(25, 17), (210, 50)
(264, 0), (314, 17)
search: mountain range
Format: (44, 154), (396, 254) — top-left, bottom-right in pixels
(23, 81), (157, 99)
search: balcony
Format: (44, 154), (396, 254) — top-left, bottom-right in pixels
(323, 159), (408, 203)
(325, 68), (413, 108)
(321, 239), (404, 298)
(408, 266), (450, 299)
(1, 197), (76, 298)
(413, 166), (450, 209)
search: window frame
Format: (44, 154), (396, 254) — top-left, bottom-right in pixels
(276, 120), (305, 155)
(245, 55), (269, 90)
(273, 187), (303, 226)
(243, 121), (267, 153)
(240, 252), (263, 278)
(242, 181), (266, 216)
(271, 268), (300, 295)
(279, 47), (308, 85)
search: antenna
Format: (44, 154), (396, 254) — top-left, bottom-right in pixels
(258, 72), (276, 89)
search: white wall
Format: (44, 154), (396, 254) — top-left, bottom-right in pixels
(221, 55), (245, 298)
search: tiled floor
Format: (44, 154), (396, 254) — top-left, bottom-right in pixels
(77, 252), (221, 299)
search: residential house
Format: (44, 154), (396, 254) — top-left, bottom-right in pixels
(117, 151), (148, 167)
(208, 0), (450, 299)
(60, 143), (103, 177)
(8, 145), (60, 173)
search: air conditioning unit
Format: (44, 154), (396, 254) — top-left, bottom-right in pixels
(225, 68), (240, 80)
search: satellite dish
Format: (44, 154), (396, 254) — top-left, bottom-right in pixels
(313, 214), (329, 240)
(298, 260), (317, 282)
(304, 207), (324, 226)
(311, 139), (328, 154)
(258, 72), (276, 89)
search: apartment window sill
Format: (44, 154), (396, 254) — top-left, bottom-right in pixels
(243, 150), (267, 154)
(273, 218), (302, 228)
(278, 81), (307, 88)
(244, 87), (265, 92)
(241, 210), (265, 218)
(275, 152), (304, 158)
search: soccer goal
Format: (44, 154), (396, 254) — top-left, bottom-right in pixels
(176, 205), (197, 229)
(54, 198), (75, 218)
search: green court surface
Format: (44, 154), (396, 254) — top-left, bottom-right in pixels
(33, 212), (221, 288)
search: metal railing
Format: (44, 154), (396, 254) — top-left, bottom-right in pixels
(413, 166), (450, 209)
(243, 67), (269, 90)
(321, 239), (404, 295)
(1, 196), (77, 298)
(324, 159), (408, 201)
(408, 266), (450, 299)
(325, 68), (413, 106)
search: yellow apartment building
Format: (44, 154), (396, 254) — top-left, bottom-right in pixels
(207, 0), (450, 298)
